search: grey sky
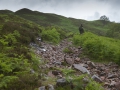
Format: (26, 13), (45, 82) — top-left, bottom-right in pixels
(0, 0), (120, 22)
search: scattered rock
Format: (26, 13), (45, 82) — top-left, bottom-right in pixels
(73, 64), (90, 74)
(52, 70), (61, 76)
(53, 61), (61, 65)
(92, 75), (102, 83)
(39, 86), (46, 90)
(65, 57), (74, 65)
(30, 69), (35, 74)
(56, 78), (67, 86)
(48, 71), (55, 77)
(48, 84), (55, 90)
(75, 57), (80, 62)
(86, 61), (96, 68)
(34, 39), (120, 90)
(115, 81), (120, 90)
(110, 81), (116, 87)
(107, 74), (117, 79)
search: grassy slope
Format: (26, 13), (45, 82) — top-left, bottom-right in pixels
(15, 8), (113, 36)
(0, 10), (44, 90)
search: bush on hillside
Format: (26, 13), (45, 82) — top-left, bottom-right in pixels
(106, 23), (120, 39)
(0, 34), (41, 89)
(1, 21), (42, 45)
(72, 32), (120, 64)
(41, 27), (60, 44)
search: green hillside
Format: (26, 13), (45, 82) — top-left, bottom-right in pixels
(0, 10), (68, 90)
(15, 8), (113, 36)
(0, 8), (120, 90)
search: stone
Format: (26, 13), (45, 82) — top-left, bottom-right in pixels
(52, 70), (61, 76)
(30, 69), (35, 74)
(39, 86), (46, 90)
(110, 81), (116, 87)
(56, 78), (67, 86)
(73, 64), (90, 74)
(48, 84), (55, 90)
(75, 57), (80, 62)
(107, 74), (117, 79)
(65, 58), (74, 65)
(48, 71), (55, 77)
(92, 75), (102, 83)
(86, 61), (96, 68)
(39, 46), (46, 51)
(100, 76), (105, 81)
(53, 61), (61, 65)
(115, 81), (120, 90)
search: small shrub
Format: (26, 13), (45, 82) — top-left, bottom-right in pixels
(41, 28), (60, 44)
(63, 47), (73, 54)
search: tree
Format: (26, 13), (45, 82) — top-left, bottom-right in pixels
(99, 15), (110, 25)
(99, 15), (110, 21)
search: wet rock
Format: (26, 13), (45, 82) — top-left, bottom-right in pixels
(92, 75), (102, 83)
(73, 64), (90, 74)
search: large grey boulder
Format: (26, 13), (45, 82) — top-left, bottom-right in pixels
(56, 78), (67, 86)
(48, 84), (55, 90)
(73, 64), (90, 74)
(91, 75), (102, 83)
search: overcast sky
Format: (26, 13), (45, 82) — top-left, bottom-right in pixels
(0, 0), (120, 22)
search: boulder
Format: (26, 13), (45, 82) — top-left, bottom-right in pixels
(92, 75), (102, 83)
(39, 86), (46, 90)
(56, 78), (67, 86)
(65, 58), (74, 65)
(52, 70), (61, 76)
(48, 84), (55, 90)
(73, 64), (90, 74)
(107, 74), (117, 79)
(86, 61), (96, 68)
(115, 81), (120, 90)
